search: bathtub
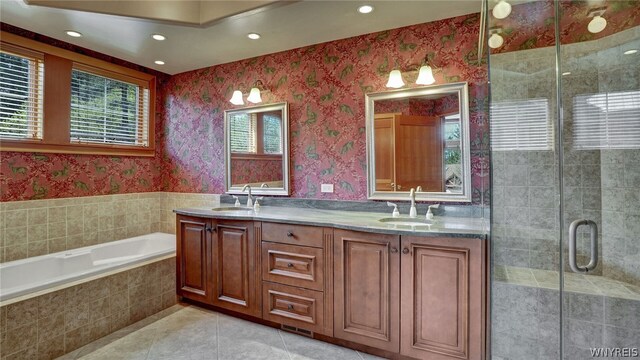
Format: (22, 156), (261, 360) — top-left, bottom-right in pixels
(0, 232), (176, 305)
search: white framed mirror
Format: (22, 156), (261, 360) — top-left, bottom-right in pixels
(365, 82), (471, 202)
(224, 102), (290, 196)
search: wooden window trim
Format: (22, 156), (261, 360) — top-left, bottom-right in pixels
(0, 31), (156, 157)
(231, 153), (282, 161)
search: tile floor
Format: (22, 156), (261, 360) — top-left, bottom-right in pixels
(494, 265), (640, 300)
(57, 304), (385, 360)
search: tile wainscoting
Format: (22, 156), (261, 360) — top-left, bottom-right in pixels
(0, 258), (176, 359)
(0, 192), (220, 263)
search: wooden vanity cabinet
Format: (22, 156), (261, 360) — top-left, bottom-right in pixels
(176, 215), (213, 304)
(176, 215), (261, 317)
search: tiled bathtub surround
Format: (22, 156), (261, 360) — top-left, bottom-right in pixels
(0, 192), (219, 263)
(0, 257), (176, 359)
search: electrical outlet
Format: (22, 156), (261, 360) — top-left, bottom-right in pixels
(321, 184), (334, 193)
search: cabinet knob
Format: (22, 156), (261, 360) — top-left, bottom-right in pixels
(390, 247), (398, 254)
(287, 263), (294, 268)
(286, 232), (294, 237)
(402, 247), (410, 254)
(206, 226), (216, 233)
(287, 304), (294, 311)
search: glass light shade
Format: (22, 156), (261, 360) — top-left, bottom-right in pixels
(230, 90), (244, 105)
(247, 87), (262, 103)
(386, 70), (405, 88)
(588, 15), (607, 33)
(488, 33), (504, 49)
(416, 65), (436, 85)
(492, 0), (511, 19)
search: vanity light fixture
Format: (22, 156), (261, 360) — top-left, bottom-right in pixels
(66, 30), (82, 37)
(358, 5), (374, 14)
(416, 65), (436, 85)
(587, 7), (607, 34)
(152, 34), (166, 41)
(154, 60), (165, 65)
(230, 90), (244, 105)
(247, 33), (261, 40)
(247, 87), (262, 103)
(492, 0), (512, 19)
(488, 27), (504, 49)
(386, 70), (405, 88)
(624, 49), (638, 55)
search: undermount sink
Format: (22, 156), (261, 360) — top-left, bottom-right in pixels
(379, 218), (433, 226)
(211, 206), (253, 211)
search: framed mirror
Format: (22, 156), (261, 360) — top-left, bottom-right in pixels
(365, 82), (471, 202)
(224, 102), (290, 195)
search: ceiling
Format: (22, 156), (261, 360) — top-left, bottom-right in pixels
(0, 0), (482, 75)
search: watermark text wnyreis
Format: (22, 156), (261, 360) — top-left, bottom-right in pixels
(590, 348), (639, 357)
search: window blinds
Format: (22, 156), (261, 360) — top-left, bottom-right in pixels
(262, 114), (282, 154)
(70, 69), (149, 146)
(230, 113), (257, 153)
(490, 98), (553, 151)
(0, 50), (44, 139)
(573, 91), (640, 149)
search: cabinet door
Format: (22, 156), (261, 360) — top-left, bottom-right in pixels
(400, 236), (485, 360)
(333, 229), (400, 353)
(211, 220), (260, 317)
(176, 215), (212, 304)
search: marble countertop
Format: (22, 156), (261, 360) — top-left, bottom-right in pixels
(174, 206), (488, 238)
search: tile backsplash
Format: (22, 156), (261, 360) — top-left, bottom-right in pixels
(0, 192), (219, 263)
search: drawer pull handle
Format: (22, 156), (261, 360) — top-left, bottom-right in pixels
(402, 247), (410, 254)
(287, 304), (294, 310)
(287, 263), (294, 268)
(286, 232), (294, 237)
(390, 247), (398, 254)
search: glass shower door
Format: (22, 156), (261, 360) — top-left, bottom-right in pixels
(558, 3), (640, 358)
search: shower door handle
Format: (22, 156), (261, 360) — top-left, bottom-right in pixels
(568, 219), (598, 273)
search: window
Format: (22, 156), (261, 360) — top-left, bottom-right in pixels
(70, 68), (149, 146)
(0, 46), (44, 140)
(230, 112), (282, 155)
(443, 114), (462, 192)
(573, 91), (640, 149)
(0, 32), (156, 156)
(490, 98), (553, 151)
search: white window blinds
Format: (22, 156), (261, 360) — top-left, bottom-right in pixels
(0, 49), (44, 139)
(70, 69), (149, 146)
(490, 98), (553, 151)
(573, 91), (640, 149)
(262, 113), (282, 154)
(230, 113), (257, 153)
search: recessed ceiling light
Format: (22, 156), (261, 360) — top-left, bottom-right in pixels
(358, 5), (374, 14)
(247, 33), (261, 40)
(154, 60), (165, 65)
(152, 34), (166, 41)
(624, 49), (638, 55)
(66, 31), (82, 38)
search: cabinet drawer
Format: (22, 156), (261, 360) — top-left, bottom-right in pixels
(262, 282), (325, 335)
(261, 222), (324, 248)
(262, 242), (324, 291)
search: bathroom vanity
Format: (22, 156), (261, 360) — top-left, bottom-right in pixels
(174, 206), (487, 360)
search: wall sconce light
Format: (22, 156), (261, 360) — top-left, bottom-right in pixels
(587, 7), (607, 34)
(492, 0), (512, 19)
(229, 80), (268, 105)
(488, 27), (504, 49)
(416, 65), (436, 85)
(386, 70), (405, 88)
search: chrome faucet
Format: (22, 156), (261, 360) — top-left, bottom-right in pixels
(416, 186), (423, 192)
(409, 188), (417, 218)
(426, 204), (440, 220)
(260, 183), (269, 188)
(242, 185), (253, 207)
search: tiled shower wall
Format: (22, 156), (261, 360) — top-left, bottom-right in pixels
(0, 192), (219, 263)
(491, 27), (640, 286)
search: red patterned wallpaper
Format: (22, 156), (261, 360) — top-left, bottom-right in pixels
(231, 158), (283, 185)
(162, 13), (490, 203)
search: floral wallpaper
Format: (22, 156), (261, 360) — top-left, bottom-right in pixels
(162, 13), (490, 203)
(231, 158), (283, 185)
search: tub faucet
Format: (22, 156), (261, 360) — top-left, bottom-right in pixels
(242, 185), (253, 207)
(409, 188), (417, 218)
